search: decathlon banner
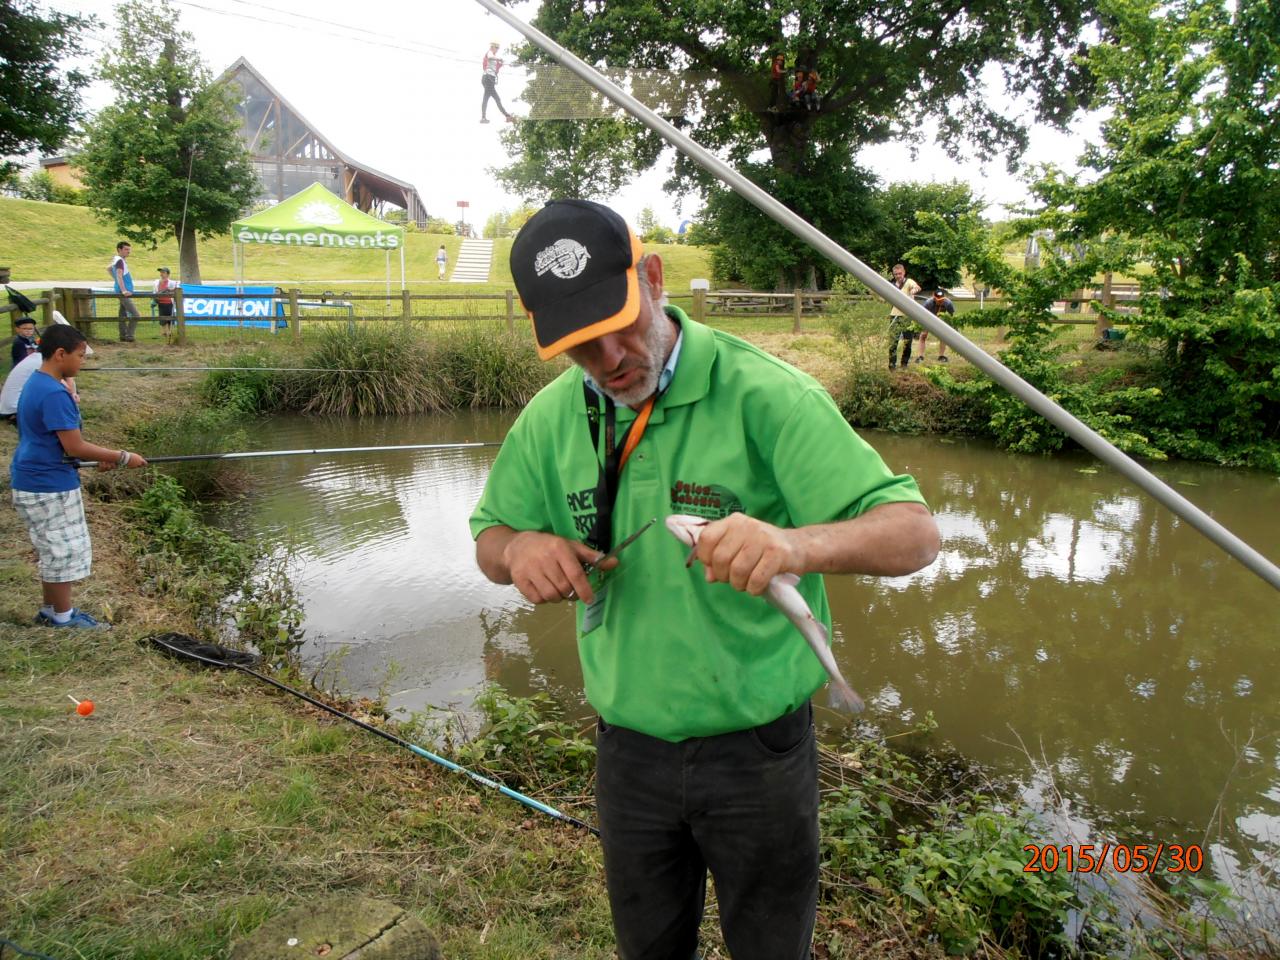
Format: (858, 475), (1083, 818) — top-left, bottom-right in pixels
(181, 284), (282, 326)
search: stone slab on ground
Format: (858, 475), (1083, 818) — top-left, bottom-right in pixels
(229, 896), (442, 960)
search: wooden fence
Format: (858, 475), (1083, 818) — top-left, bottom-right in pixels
(3, 283), (1142, 345)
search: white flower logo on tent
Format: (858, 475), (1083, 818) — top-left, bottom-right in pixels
(295, 202), (343, 227)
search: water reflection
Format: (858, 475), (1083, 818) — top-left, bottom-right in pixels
(210, 413), (1280, 881)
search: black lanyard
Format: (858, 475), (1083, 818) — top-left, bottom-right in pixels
(583, 382), (661, 552)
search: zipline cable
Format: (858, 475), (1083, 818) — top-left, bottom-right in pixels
(70, 441), (502, 467)
(145, 633), (599, 836)
(472, 0), (1280, 593)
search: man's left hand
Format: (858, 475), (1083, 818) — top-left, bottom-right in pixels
(691, 512), (804, 596)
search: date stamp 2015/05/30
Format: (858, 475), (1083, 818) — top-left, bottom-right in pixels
(1023, 843), (1204, 875)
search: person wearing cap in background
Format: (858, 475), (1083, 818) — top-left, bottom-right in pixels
(917, 288), (955, 363)
(153, 267), (180, 343)
(470, 199), (939, 960)
(480, 41), (514, 124)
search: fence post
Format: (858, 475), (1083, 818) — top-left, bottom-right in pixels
(289, 289), (301, 343)
(68, 288), (88, 335)
(506, 289), (515, 334)
(402, 289), (412, 328)
(41, 291), (53, 326)
(692, 287), (706, 324)
(174, 287), (186, 346)
(792, 291), (803, 333)
(1095, 271), (1114, 340)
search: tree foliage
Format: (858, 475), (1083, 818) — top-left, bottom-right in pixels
(1031, 0), (1280, 468)
(498, 0), (1096, 287)
(483, 205), (539, 239)
(0, 1), (93, 176)
(77, 0), (256, 283)
(493, 117), (662, 203)
(14, 169), (85, 205)
(699, 154), (878, 289)
(864, 181), (985, 291)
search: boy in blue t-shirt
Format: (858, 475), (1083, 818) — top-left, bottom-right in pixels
(10, 324), (148, 628)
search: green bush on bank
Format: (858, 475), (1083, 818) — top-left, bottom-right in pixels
(201, 326), (560, 417)
(126, 473), (302, 656)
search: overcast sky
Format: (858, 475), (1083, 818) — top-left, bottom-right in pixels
(49, 0), (1098, 233)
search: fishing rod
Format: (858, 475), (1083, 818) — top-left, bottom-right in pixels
(474, 0), (1280, 593)
(71, 440), (502, 467)
(146, 632), (599, 836)
(81, 366), (390, 373)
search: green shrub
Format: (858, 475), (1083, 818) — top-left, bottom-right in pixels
(126, 406), (253, 499)
(454, 686), (596, 796)
(821, 738), (1079, 955)
(199, 350), (289, 414)
(430, 327), (556, 408)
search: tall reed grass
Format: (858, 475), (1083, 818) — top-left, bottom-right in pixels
(204, 325), (561, 417)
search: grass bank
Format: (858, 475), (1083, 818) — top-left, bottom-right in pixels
(0, 196), (711, 293)
(2, 328), (1254, 959)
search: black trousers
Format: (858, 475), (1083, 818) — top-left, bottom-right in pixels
(595, 704), (818, 960)
(481, 75), (508, 120)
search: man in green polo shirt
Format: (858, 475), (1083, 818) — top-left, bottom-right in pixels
(470, 199), (939, 960)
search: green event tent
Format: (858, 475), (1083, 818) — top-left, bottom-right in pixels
(231, 182), (406, 292)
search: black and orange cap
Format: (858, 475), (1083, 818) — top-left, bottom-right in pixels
(510, 199), (644, 360)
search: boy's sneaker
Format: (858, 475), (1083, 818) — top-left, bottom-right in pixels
(46, 608), (111, 630)
(937, 355), (949, 363)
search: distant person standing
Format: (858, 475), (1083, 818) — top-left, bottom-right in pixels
(436, 244), (449, 280)
(886, 262), (921, 369)
(480, 41), (514, 124)
(11, 317), (38, 369)
(153, 267), (179, 343)
(918, 289), (955, 363)
(109, 241), (138, 342)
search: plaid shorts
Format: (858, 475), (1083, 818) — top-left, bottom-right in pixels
(12, 487), (93, 583)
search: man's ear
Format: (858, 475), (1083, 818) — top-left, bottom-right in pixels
(644, 253), (665, 293)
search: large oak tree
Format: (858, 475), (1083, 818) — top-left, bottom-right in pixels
(497, 0), (1095, 288)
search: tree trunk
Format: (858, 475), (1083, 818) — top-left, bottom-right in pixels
(177, 223), (201, 285)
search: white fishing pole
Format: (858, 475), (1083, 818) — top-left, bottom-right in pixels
(472, 0), (1280, 592)
(71, 441), (502, 466)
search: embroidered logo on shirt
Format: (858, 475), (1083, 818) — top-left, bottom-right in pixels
(535, 239), (591, 279)
(669, 481), (743, 520)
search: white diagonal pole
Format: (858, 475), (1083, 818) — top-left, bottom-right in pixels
(472, 0), (1280, 591)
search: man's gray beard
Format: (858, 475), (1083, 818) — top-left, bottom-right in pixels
(599, 299), (675, 408)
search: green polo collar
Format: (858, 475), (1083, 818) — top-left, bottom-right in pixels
(571, 304), (712, 425)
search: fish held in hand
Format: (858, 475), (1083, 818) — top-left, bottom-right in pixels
(664, 514), (865, 713)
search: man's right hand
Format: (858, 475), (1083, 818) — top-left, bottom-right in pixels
(503, 530), (608, 606)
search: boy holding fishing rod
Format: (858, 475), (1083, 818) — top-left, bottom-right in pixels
(10, 324), (147, 629)
(471, 200), (938, 960)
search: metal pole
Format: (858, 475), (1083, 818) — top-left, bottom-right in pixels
(471, 0), (1280, 592)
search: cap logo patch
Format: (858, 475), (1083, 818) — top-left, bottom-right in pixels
(535, 239), (591, 279)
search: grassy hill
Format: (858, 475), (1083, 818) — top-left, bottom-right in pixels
(0, 197), (712, 293)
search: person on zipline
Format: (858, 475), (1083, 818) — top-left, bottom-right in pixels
(480, 41), (514, 124)
(471, 199), (939, 960)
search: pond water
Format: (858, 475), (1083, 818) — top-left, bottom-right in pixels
(210, 409), (1280, 899)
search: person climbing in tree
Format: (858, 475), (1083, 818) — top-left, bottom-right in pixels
(770, 52), (787, 110)
(804, 69), (821, 111)
(481, 41), (514, 124)
(787, 67), (807, 109)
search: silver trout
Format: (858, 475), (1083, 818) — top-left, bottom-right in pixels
(664, 514), (865, 713)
